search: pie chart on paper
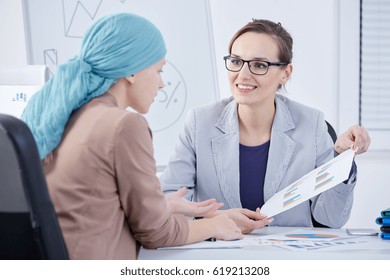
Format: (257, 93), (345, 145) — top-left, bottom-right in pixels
(285, 233), (339, 239)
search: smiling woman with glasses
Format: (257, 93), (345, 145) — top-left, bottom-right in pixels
(160, 19), (370, 234)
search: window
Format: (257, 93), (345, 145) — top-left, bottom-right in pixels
(360, 0), (390, 149)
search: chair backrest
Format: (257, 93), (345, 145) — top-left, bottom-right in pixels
(0, 114), (68, 259)
(325, 120), (337, 144)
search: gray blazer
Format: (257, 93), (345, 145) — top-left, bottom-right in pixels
(161, 95), (356, 228)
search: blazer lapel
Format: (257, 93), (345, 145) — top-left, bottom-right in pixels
(211, 99), (242, 208)
(264, 96), (296, 201)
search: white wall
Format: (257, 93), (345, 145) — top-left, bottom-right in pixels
(344, 152), (390, 229)
(1, 0), (389, 229)
(0, 0), (27, 65)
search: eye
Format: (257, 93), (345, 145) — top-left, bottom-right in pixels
(229, 58), (243, 66)
(251, 61), (268, 69)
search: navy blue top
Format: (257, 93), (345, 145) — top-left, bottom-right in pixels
(239, 140), (270, 211)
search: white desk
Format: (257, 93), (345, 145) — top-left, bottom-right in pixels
(139, 226), (390, 260)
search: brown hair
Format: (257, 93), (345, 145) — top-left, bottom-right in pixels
(228, 19), (293, 63)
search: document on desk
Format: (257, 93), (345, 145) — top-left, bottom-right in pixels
(261, 149), (355, 218)
(248, 228), (365, 251)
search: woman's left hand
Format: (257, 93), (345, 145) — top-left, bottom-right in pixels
(166, 187), (223, 217)
(334, 125), (371, 154)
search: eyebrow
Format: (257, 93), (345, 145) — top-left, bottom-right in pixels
(230, 54), (270, 61)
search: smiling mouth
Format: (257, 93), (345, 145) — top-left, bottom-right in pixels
(237, 84), (257, 91)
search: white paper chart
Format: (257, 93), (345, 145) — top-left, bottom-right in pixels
(261, 149), (355, 217)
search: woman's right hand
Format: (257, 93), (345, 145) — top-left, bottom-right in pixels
(187, 214), (243, 244)
(212, 208), (273, 234)
(208, 214), (244, 241)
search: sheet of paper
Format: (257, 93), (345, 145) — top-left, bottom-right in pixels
(0, 85), (42, 118)
(271, 239), (366, 251)
(157, 228), (358, 251)
(244, 228), (364, 251)
(261, 149), (355, 218)
(254, 228), (352, 241)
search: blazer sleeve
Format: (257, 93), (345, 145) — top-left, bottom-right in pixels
(159, 109), (197, 200)
(113, 113), (189, 248)
(310, 113), (356, 228)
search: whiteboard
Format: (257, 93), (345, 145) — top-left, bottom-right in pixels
(23, 0), (219, 167)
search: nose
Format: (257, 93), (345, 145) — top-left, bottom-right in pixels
(237, 61), (252, 78)
(159, 76), (165, 89)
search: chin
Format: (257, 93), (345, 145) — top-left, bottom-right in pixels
(233, 93), (252, 103)
(127, 105), (148, 114)
(138, 109), (148, 114)
(140, 106), (151, 114)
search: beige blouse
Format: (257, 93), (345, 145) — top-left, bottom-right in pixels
(44, 93), (189, 259)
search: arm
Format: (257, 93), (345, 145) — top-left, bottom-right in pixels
(334, 125), (371, 155)
(160, 109), (198, 199)
(115, 113), (189, 248)
(161, 110), (225, 217)
(310, 115), (357, 228)
(115, 113), (240, 248)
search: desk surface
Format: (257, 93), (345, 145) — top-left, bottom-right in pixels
(139, 226), (390, 260)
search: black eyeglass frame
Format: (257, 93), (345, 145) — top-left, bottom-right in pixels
(223, 55), (289, 75)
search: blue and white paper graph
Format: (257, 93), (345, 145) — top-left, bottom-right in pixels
(261, 149), (355, 218)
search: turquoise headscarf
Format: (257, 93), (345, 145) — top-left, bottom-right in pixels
(21, 13), (166, 160)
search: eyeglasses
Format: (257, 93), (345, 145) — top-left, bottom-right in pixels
(223, 55), (288, 75)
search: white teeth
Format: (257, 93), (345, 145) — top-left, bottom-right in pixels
(237, 84), (255, 90)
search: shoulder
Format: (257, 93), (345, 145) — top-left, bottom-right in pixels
(79, 98), (151, 140)
(192, 97), (233, 113)
(107, 111), (152, 147)
(188, 97), (234, 121)
(89, 93), (150, 130)
(115, 111), (149, 132)
(276, 94), (323, 121)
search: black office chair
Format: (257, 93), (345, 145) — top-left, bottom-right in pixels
(0, 114), (68, 259)
(325, 120), (337, 144)
(310, 120), (338, 228)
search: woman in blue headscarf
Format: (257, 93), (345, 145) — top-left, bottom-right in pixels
(21, 13), (242, 260)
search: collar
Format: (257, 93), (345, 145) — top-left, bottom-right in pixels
(214, 94), (295, 134)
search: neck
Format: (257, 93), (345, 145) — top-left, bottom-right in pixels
(106, 79), (128, 109)
(238, 99), (275, 146)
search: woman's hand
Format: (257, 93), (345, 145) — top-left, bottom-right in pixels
(187, 214), (243, 243)
(166, 187), (223, 217)
(334, 125), (371, 154)
(207, 214), (244, 241)
(209, 208), (273, 234)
